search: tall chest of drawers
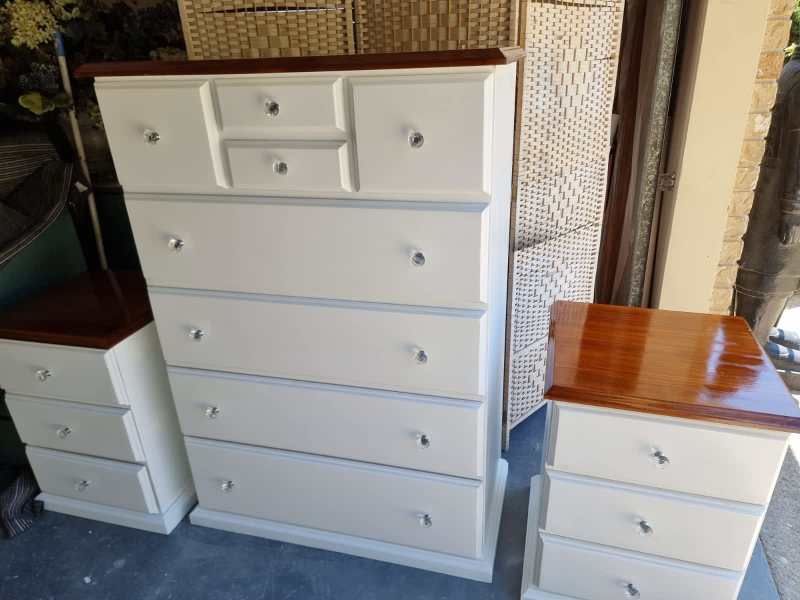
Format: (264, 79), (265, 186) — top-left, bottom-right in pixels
(522, 302), (800, 600)
(81, 48), (523, 581)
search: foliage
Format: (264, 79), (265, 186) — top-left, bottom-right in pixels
(789, 1), (800, 58)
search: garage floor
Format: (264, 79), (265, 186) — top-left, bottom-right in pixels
(0, 409), (779, 600)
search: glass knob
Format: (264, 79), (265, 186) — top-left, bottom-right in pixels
(265, 100), (280, 118)
(418, 513), (432, 528)
(637, 519), (653, 536)
(273, 160), (289, 176)
(413, 348), (429, 365)
(408, 131), (425, 149)
(189, 328), (206, 341)
(36, 368), (52, 382)
(143, 129), (160, 145)
(410, 250), (426, 267)
(651, 449), (670, 467)
(57, 426), (72, 439)
(168, 237), (185, 252)
(625, 583), (640, 598)
(75, 480), (91, 492)
(220, 480), (235, 493)
(205, 406), (221, 419)
(416, 433), (431, 449)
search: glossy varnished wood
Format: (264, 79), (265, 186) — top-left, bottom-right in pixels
(74, 47), (524, 79)
(547, 301), (800, 432)
(0, 271), (152, 349)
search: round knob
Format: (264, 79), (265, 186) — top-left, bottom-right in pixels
(410, 250), (426, 267)
(416, 433), (431, 449)
(220, 480), (235, 493)
(57, 426), (72, 439)
(651, 449), (670, 467)
(418, 513), (432, 528)
(273, 160), (288, 176)
(189, 328), (206, 341)
(36, 369), (52, 382)
(408, 131), (425, 149)
(143, 129), (160, 145)
(637, 519), (653, 536)
(624, 583), (640, 598)
(168, 237), (185, 252)
(205, 406), (221, 419)
(75, 480), (91, 492)
(413, 348), (429, 365)
(265, 100), (280, 118)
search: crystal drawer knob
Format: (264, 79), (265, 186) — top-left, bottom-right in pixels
(410, 250), (426, 267)
(418, 513), (432, 528)
(408, 131), (425, 149)
(273, 160), (288, 176)
(637, 519), (653, 536)
(624, 583), (640, 598)
(75, 480), (91, 492)
(143, 129), (160, 145)
(413, 348), (429, 365)
(168, 237), (185, 252)
(57, 426), (72, 439)
(265, 100), (280, 118)
(189, 328), (206, 341)
(220, 480), (235, 493)
(205, 406), (221, 419)
(36, 369), (52, 382)
(416, 433), (431, 449)
(651, 449), (670, 467)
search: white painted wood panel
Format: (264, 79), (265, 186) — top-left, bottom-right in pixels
(95, 81), (222, 188)
(169, 367), (484, 478)
(543, 471), (761, 572)
(150, 289), (486, 400)
(185, 437), (483, 557)
(5, 395), (145, 463)
(550, 403), (788, 505)
(215, 77), (346, 138)
(351, 74), (492, 197)
(27, 446), (158, 514)
(0, 340), (125, 406)
(126, 197), (487, 308)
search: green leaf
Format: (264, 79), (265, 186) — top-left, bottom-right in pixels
(18, 92), (56, 115)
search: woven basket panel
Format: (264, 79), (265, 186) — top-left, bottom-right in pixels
(508, 336), (548, 426)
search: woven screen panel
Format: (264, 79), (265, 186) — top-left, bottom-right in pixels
(506, 0), (623, 432)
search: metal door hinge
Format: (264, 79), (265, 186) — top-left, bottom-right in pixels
(658, 172), (677, 192)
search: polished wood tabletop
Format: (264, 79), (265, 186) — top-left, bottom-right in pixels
(0, 271), (152, 349)
(547, 301), (800, 432)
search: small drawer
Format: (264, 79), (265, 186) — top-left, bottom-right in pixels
(185, 437), (483, 558)
(27, 446), (158, 514)
(225, 141), (351, 192)
(215, 77), (346, 138)
(6, 395), (145, 463)
(535, 534), (739, 600)
(0, 340), (126, 406)
(151, 289), (486, 400)
(542, 472), (761, 572)
(170, 368), (484, 479)
(549, 403), (788, 505)
(126, 197), (487, 308)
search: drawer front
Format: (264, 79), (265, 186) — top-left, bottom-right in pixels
(170, 369), (484, 479)
(6, 395), (145, 463)
(550, 403), (787, 505)
(185, 437), (483, 557)
(537, 535), (739, 600)
(127, 198), (486, 308)
(27, 446), (158, 513)
(543, 472), (760, 572)
(151, 290), (485, 400)
(96, 81), (220, 189)
(215, 77), (346, 138)
(225, 141), (351, 192)
(0, 341), (125, 406)
(351, 74), (491, 198)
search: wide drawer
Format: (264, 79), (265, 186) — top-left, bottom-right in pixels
(0, 340), (126, 406)
(126, 197), (487, 308)
(151, 289), (486, 400)
(27, 446), (158, 513)
(549, 403), (787, 505)
(170, 368), (484, 479)
(536, 534), (739, 600)
(6, 395), (145, 463)
(185, 437), (483, 557)
(543, 472), (761, 572)
(215, 77), (346, 138)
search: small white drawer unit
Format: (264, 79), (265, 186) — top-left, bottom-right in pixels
(521, 302), (800, 600)
(81, 48), (523, 581)
(0, 272), (194, 534)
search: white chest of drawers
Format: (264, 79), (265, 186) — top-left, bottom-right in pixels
(521, 302), (800, 599)
(82, 48), (523, 581)
(0, 272), (194, 533)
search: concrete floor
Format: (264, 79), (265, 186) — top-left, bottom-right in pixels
(0, 409), (779, 600)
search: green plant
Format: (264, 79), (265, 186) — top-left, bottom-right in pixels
(789, 1), (800, 57)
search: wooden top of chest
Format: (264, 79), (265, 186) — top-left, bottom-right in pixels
(0, 271), (152, 349)
(547, 301), (800, 433)
(74, 47), (524, 79)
